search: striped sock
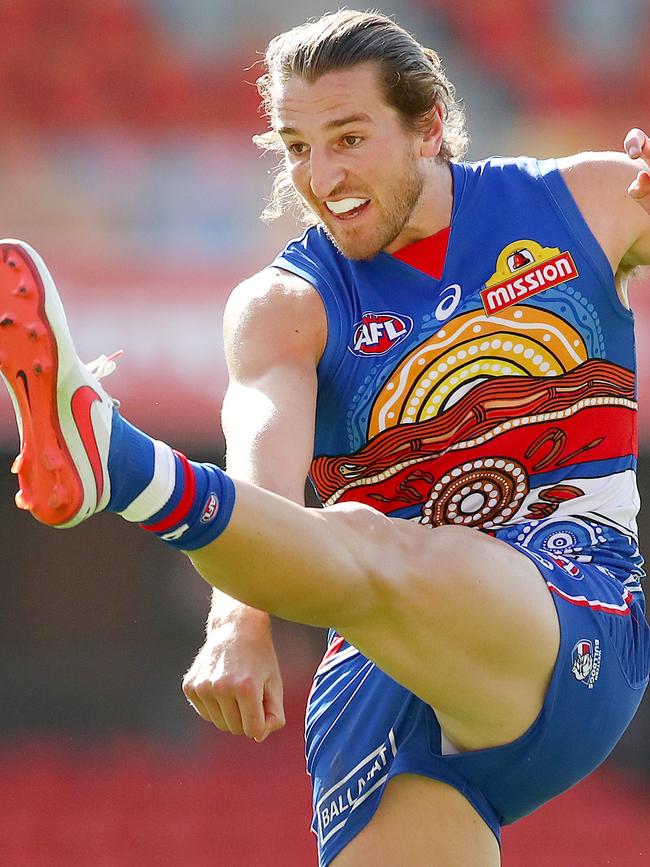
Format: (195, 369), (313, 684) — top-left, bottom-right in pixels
(106, 409), (235, 550)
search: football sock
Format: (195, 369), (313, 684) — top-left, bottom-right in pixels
(106, 408), (235, 550)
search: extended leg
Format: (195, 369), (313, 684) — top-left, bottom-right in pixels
(189, 480), (560, 751)
(0, 239), (559, 754)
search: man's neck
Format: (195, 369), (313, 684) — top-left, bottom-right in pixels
(384, 160), (454, 254)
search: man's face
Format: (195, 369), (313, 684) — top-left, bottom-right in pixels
(274, 64), (427, 260)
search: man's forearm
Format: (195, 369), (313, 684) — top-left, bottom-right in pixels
(207, 586), (271, 628)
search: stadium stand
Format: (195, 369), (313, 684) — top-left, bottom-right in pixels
(0, 0), (259, 131)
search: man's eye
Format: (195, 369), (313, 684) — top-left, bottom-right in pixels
(343, 135), (361, 147)
(287, 143), (308, 155)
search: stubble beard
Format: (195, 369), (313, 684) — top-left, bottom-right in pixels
(313, 152), (426, 261)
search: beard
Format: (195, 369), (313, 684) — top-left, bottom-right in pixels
(317, 150), (425, 261)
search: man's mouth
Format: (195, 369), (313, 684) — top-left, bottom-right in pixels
(325, 197), (371, 219)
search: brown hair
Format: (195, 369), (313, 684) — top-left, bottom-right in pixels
(254, 9), (469, 222)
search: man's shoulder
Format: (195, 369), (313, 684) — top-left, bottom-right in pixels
(454, 154), (553, 193)
(554, 150), (650, 274)
(556, 149), (637, 180)
(223, 265), (327, 371)
(461, 151), (638, 198)
(226, 267), (320, 317)
(458, 154), (542, 173)
(554, 150), (641, 224)
(223, 268), (326, 351)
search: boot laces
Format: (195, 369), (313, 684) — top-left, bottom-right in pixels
(85, 350), (123, 406)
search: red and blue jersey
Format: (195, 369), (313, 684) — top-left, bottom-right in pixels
(272, 156), (644, 590)
(272, 155), (649, 867)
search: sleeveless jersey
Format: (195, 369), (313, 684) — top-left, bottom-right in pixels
(272, 156), (644, 589)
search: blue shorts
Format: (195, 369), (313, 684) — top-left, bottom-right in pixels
(305, 537), (649, 867)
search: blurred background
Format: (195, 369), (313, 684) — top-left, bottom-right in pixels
(0, 1), (648, 864)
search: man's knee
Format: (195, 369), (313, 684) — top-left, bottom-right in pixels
(321, 513), (502, 630)
(323, 501), (400, 578)
(320, 502), (460, 633)
(335, 521), (495, 617)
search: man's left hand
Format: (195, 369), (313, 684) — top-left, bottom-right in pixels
(625, 128), (650, 214)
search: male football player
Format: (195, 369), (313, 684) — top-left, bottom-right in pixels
(1, 11), (648, 866)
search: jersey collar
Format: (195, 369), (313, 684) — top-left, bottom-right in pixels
(390, 225), (451, 280)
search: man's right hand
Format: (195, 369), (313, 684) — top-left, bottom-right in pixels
(182, 604), (286, 742)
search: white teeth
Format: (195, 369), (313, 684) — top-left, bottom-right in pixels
(326, 197), (369, 214)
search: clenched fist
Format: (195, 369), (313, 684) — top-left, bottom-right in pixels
(182, 603), (285, 743)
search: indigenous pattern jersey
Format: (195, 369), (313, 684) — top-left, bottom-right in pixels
(272, 156), (645, 592)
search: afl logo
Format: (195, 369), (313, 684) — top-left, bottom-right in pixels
(200, 492), (219, 523)
(349, 311), (413, 356)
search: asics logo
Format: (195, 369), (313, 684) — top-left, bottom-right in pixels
(70, 385), (105, 504)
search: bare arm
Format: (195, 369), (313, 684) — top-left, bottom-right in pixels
(182, 267), (326, 741)
(558, 133), (650, 304)
(221, 267), (325, 498)
(623, 128), (650, 262)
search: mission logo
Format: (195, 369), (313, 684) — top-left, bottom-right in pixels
(349, 311), (413, 356)
(481, 239), (579, 315)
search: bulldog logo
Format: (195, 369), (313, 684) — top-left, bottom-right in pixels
(571, 638), (601, 688)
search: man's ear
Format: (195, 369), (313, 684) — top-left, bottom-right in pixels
(420, 105), (444, 158)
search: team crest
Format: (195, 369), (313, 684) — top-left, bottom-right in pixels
(349, 311), (413, 356)
(571, 638), (601, 688)
(481, 239), (578, 315)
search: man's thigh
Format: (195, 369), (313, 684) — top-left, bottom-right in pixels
(330, 774), (500, 867)
(330, 517), (560, 750)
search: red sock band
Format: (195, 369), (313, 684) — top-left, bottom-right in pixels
(142, 450), (196, 533)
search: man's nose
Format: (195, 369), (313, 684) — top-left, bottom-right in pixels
(309, 147), (346, 201)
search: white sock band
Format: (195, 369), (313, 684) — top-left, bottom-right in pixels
(118, 439), (176, 523)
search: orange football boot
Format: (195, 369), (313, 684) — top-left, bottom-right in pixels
(0, 240), (116, 526)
